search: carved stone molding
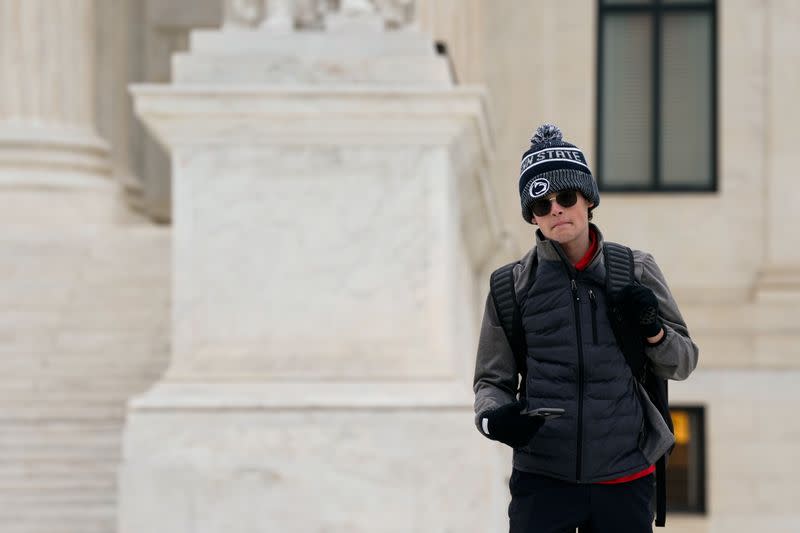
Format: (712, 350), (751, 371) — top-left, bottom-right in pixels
(223, 0), (264, 28)
(373, 0), (414, 29)
(340, 0), (375, 15)
(221, 0), (414, 31)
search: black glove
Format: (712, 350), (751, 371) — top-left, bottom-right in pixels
(616, 284), (663, 339)
(479, 401), (545, 448)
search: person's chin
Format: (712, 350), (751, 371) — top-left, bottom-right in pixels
(550, 225), (575, 242)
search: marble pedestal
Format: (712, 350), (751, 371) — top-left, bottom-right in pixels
(120, 26), (507, 533)
(120, 383), (510, 532)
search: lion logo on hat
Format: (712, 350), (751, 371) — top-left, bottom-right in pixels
(528, 178), (550, 198)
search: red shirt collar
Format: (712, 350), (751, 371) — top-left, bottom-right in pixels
(573, 228), (598, 271)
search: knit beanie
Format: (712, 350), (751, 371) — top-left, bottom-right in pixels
(518, 124), (599, 223)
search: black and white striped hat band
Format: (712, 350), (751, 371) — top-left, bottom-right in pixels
(519, 147), (590, 178)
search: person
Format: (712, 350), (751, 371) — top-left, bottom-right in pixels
(473, 124), (699, 532)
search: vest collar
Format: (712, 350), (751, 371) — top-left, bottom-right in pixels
(535, 223), (605, 273)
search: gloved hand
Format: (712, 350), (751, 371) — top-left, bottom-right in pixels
(616, 284), (663, 339)
(479, 401), (545, 448)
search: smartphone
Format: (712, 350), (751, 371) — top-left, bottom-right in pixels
(521, 407), (565, 419)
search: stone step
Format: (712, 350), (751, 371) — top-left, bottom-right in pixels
(0, 508), (114, 524)
(0, 522), (113, 533)
(0, 435), (121, 448)
(0, 490), (113, 500)
(0, 463), (117, 477)
(0, 500), (115, 516)
(0, 525), (112, 533)
(0, 407), (124, 420)
(0, 459), (119, 470)
(0, 355), (164, 369)
(0, 386), (156, 398)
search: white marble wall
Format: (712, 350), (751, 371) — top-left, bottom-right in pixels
(169, 146), (451, 379)
(670, 370), (800, 532)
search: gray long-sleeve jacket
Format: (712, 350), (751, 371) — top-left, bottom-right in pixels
(473, 226), (699, 481)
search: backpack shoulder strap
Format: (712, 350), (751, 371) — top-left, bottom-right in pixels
(604, 241), (646, 381)
(604, 241), (671, 527)
(489, 262), (518, 342)
(489, 250), (536, 396)
(603, 241), (635, 293)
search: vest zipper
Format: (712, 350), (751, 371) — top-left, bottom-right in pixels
(571, 278), (584, 482)
(588, 289), (598, 345)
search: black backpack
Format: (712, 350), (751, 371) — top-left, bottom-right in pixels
(489, 241), (673, 527)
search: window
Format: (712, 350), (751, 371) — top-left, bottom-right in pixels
(667, 406), (707, 513)
(596, 0), (717, 191)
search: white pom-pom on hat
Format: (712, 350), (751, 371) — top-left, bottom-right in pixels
(530, 123), (563, 145)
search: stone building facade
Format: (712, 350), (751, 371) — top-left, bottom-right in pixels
(0, 1), (798, 532)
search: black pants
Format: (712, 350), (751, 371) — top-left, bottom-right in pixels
(508, 469), (655, 533)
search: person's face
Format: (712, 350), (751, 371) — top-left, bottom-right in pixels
(531, 190), (594, 244)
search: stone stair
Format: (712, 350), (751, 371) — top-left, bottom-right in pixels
(0, 221), (170, 533)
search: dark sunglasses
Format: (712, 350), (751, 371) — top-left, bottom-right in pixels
(531, 190), (579, 217)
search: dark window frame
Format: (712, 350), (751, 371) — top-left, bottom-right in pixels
(596, 0), (718, 192)
(667, 405), (707, 515)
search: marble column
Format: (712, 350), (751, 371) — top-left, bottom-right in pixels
(757, 0), (800, 301)
(0, 0), (110, 185)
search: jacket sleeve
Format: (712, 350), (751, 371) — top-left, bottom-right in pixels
(472, 293), (519, 430)
(635, 251), (699, 381)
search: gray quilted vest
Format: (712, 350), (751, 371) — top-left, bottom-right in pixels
(512, 240), (651, 483)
